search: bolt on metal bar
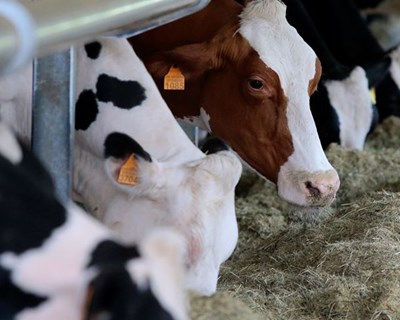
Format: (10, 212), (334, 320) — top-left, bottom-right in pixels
(31, 48), (76, 205)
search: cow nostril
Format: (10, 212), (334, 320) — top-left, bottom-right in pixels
(305, 181), (321, 197)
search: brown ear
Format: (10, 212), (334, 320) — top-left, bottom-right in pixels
(144, 42), (218, 83)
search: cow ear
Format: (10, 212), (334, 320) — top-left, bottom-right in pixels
(195, 148), (242, 194)
(144, 42), (218, 82)
(103, 132), (154, 189)
(363, 56), (391, 88)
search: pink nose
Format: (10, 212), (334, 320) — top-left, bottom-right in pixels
(302, 170), (340, 206)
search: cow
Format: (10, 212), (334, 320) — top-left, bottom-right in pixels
(0, 37), (243, 296)
(99, 133), (242, 296)
(129, 0), (341, 208)
(282, 0), (387, 150)
(0, 122), (188, 320)
(298, 0), (400, 122)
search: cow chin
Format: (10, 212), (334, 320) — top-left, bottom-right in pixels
(277, 167), (340, 208)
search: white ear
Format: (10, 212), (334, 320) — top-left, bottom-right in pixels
(196, 151), (242, 194)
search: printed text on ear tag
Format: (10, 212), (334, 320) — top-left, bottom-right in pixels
(118, 154), (138, 185)
(164, 65), (185, 90)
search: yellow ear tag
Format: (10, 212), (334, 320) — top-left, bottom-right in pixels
(164, 65), (185, 90)
(117, 154), (138, 185)
(370, 87), (376, 105)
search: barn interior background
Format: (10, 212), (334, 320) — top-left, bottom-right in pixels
(1, 0), (400, 319)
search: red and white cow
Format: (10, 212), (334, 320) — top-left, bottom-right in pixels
(0, 122), (188, 320)
(0, 37), (242, 296)
(129, 0), (340, 207)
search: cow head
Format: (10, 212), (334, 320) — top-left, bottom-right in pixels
(141, 0), (339, 207)
(102, 133), (242, 295)
(313, 66), (379, 150)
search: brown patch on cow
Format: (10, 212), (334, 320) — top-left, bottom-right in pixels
(198, 30), (293, 183)
(308, 58), (322, 96)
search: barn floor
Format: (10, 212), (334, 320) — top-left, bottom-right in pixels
(189, 116), (400, 320)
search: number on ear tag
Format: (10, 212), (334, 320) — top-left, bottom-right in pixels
(117, 154), (138, 185)
(164, 65), (185, 90)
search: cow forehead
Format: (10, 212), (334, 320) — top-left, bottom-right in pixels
(239, 0), (317, 92)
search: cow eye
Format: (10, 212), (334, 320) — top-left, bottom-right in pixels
(249, 79), (263, 90)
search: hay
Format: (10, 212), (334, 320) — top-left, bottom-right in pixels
(190, 116), (400, 319)
(219, 192), (400, 320)
(189, 291), (264, 320)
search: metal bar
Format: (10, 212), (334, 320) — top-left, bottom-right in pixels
(177, 120), (200, 146)
(0, 0), (210, 75)
(31, 48), (76, 205)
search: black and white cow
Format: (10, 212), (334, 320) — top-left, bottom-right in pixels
(0, 123), (188, 320)
(298, 0), (400, 122)
(282, 0), (387, 150)
(0, 37), (243, 296)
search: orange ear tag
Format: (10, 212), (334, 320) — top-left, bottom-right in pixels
(370, 87), (376, 105)
(164, 65), (185, 90)
(117, 154), (138, 185)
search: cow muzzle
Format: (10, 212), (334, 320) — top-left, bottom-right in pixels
(277, 169), (340, 207)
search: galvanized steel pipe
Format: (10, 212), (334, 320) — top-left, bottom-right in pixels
(0, 0), (210, 75)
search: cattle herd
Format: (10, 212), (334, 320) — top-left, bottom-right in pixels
(0, 0), (399, 319)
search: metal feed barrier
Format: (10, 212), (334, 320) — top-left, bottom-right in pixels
(0, 0), (207, 203)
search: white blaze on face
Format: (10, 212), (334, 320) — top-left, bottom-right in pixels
(239, 0), (338, 205)
(325, 66), (373, 150)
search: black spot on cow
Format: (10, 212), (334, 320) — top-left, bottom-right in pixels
(88, 240), (140, 269)
(75, 90), (99, 131)
(104, 132), (152, 162)
(201, 137), (229, 154)
(84, 41), (102, 59)
(96, 74), (146, 109)
(0, 266), (47, 318)
(86, 267), (174, 320)
(0, 141), (67, 255)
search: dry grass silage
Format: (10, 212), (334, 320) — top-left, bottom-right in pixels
(190, 116), (400, 319)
